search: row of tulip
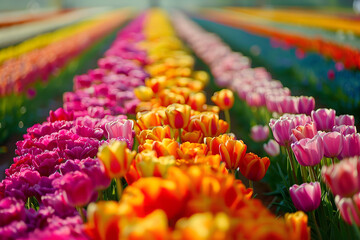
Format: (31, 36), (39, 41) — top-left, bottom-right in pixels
(199, 9), (360, 71)
(0, 9), (309, 240)
(173, 12), (360, 239)
(0, 9), (132, 97)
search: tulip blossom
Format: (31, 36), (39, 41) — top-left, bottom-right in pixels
(97, 140), (136, 179)
(321, 157), (360, 197)
(263, 139), (280, 157)
(291, 122), (317, 141)
(335, 114), (355, 126)
(239, 153), (270, 181)
(211, 89), (234, 110)
(298, 96), (315, 116)
(219, 139), (247, 171)
(332, 125), (357, 136)
(187, 112), (228, 137)
(134, 86), (154, 101)
(165, 103), (191, 130)
(321, 131), (344, 158)
(59, 171), (94, 207)
(339, 133), (360, 159)
(205, 134), (235, 155)
(284, 211), (310, 240)
(289, 182), (321, 212)
(105, 120), (134, 148)
(335, 195), (360, 226)
(291, 135), (324, 166)
(311, 108), (336, 131)
(270, 118), (294, 146)
(187, 92), (206, 111)
(250, 125), (269, 142)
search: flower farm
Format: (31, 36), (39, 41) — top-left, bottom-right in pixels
(1, 4), (360, 240)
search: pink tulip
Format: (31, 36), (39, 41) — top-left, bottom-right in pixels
(280, 96), (298, 114)
(335, 194), (360, 226)
(263, 139), (280, 157)
(270, 118), (293, 146)
(339, 133), (360, 160)
(322, 157), (360, 197)
(336, 115), (355, 126)
(105, 120), (134, 148)
(332, 125), (357, 136)
(298, 96), (315, 115)
(311, 108), (336, 131)
(289, 182), (321, 212)
(321, 131), (344, 158)
(250, 125), (269, 142)
(291, 122), (317, 141)
(291, 135), (324, 166)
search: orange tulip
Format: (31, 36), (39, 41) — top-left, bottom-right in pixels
(205, 134), (236, 155)
(239, 153), (270, 181)
(135, 150), (176, 177)
(158, 89), (185, 106)
(192, 70), (209, 86)
(135, 111), (162, 133)
(152, 138), (180, 158)
(187, 92), (206, 111)
(285, 211), (311, 240)
(187, 112), (228, 137)
(181, 130), (203, 143)
(211, 89), (234, 110)
(137, 125), (178, 145)
(165, 103), (191, 129)
(145, 76), (166, 93)
(177, 142), (207, 160)
(134, 86), (154, 101)
(97, 140), (136, 179)
(219, 139), (247, 171)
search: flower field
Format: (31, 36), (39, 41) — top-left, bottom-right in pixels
(1, 8), (360, 240)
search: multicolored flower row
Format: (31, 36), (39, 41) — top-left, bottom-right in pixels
(0, 9), (132, 97)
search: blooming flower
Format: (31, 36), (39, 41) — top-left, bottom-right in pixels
(263, 139), (280, 157)
(289, 182), (321, 212)
(239, 153), (270, 181)
(291, 135), (324, 166)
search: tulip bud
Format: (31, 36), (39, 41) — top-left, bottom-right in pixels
(239, 152), (270, 181)
(321, 131), (344, 158)
(211, 89), (234, 110)
(298, 96), (315, 115)
(335, 114), (355, 126)
(219, 139), (247, 171)
(97, 140), (136, 179)
(339, 133), (360, 159)
(250, 125), (269, 142)
(332, 125), (357, 136)
(311, 108), (336, 131)
(289, 182), (321, 212)
(165, 103), (191, 129)
(263, 139), (280, 157)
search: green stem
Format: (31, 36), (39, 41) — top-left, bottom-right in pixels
(311, 211), (322, 240)
(98, 190), (103, 201)
(116, 177), (123, 201)
(309, 166), (318, 182)
(224, 109), (231, 133)
(178, 128), (182, 143)
(76, 206), (86, 222)
(300, 165), (307, 183)
(286, 146), (298, 184)
(249, 180), (254, 190)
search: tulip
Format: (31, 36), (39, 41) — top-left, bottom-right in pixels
(284, 211), (310, 240)
(97, 140), (136, 200)
(135, 111), (163, 133)
(137, 125), (177, 145)
(219, 139), (247, 172)
(335, 195), (360, 226)
(135, 151), (176, 178)
(165, 104), (191, 137)
(298, 96), (315, 115)
(134, 86), (154, 101)
(339, 133), (360, 159)
(181, 130), (203, 143)
(263, 139), (280, 157)
(105, 120), (134, 148)
(187, 92), (206, 111)
(311, 108), (336, 131)
(187, 112), (228, 137)
(280, 96), (298, 114)
(211, 89), (234, 110)
(335, 114), (355, 126)
(291, 122), (317, 141)
(321, 131), (343, 158)
(152, 138), (180, 158)
(321, 157), (360, 197)
(289, 182), (321, 212)
(250, 125), (269, 142)
(332, 125), (357, 136)
(239, 152), (270, 182)
(291, 135), (324, 166)
(270, 118), (293, 146)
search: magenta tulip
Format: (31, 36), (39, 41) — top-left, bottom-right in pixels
(263, 139), (280, 157)
(291, 122), (317, 141)
(332, 125), (357, 136)
(335, 194), (360, 226)
(336, 114), (355, 126)
(291, 135), (324, 166)
(311, 108), (336, 131)
(339, 133), (360, 160)
(289, 182), (321, 212)
(298, 96), (315, 115)
(321, 131), (344, 158)
(270, 118), (293, 146)
(280, 96), (299, 114)
(322, 157), (360, 197)
(250, 125), (269, 142)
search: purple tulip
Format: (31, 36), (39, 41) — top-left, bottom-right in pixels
(336, 114), (355, 126)
(321, 131), (344, 158)
(0, 197), (26, 227)
(70, 125), (104, 140)
(263, 139), (280, 157)
(59, 171), (94, 207)
(298, 96), (315, 115)
(289, 182), (321, 212)
(79, 158), (111, 191)
(250, 125), (269, 142)
(291, 135), (324, 166)
(311, 108), (336, 131)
